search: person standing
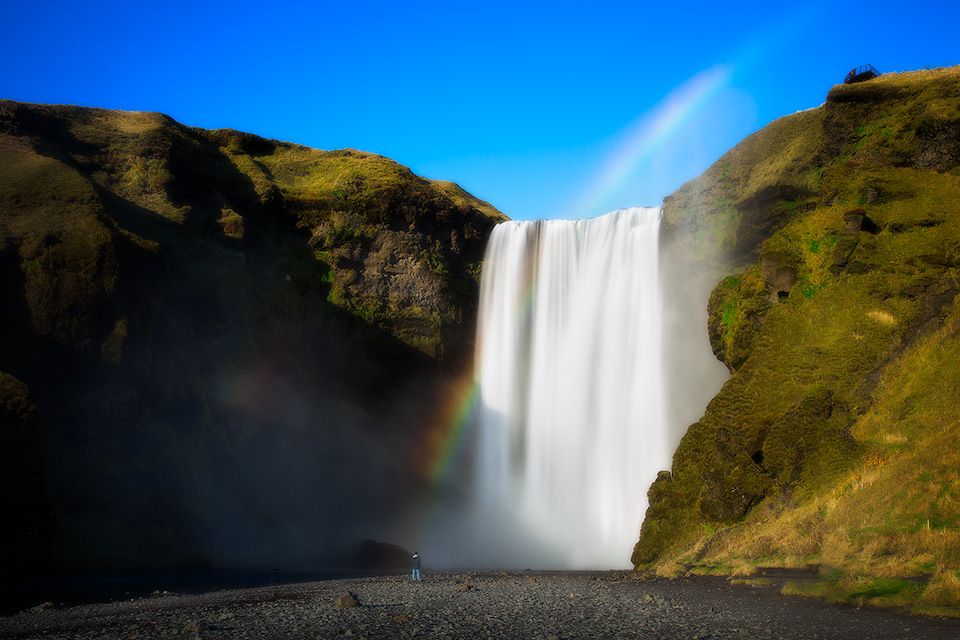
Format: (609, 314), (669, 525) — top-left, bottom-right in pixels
(411, 551), (422, 581)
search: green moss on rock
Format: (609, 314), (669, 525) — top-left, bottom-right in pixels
(635, 67), (960, 614)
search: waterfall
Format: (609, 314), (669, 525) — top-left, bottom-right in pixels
(473, 206), (667, 568)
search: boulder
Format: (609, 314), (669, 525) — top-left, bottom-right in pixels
(842, 208), (880, 233)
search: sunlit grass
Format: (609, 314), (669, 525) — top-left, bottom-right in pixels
(636, 66), (960, 615)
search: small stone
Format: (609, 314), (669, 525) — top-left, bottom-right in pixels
(335, 592), (362, 609)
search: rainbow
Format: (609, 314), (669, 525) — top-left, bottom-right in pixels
(568, 65), (732, 217)
(423, 373), (480, 484)
(423, 243), (541, 484)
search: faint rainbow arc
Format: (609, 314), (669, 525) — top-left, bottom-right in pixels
(425, 238), (542, 485)
(569, 64), (732, 217)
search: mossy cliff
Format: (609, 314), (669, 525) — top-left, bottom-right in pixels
(635, 66), (960, 614)
(0, 100), (503, 573)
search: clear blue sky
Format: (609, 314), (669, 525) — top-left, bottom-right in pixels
(2, 1), (957, 220)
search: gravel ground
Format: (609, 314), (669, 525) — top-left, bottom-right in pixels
(2, 571), (959, 639)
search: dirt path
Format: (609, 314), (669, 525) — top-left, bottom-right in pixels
(2, 571), (958, 639)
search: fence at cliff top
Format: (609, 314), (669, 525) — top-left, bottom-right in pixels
(844, 64), (880, 84)
(472, 207), (667, 568)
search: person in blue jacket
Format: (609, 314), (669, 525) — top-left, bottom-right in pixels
(411, 551), (422, 581)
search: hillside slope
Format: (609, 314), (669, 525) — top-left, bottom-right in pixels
(0, 100), (503, 574)
(634, 67), (960, 614)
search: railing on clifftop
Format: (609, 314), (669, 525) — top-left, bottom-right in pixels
(844, 64), (880, 84)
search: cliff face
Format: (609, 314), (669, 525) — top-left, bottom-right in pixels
(0, 100), (503, 573)
(635, 67), (960, 612)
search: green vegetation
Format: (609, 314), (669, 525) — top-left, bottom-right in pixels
(634, 66), (960, 615)
(782, 575), (924, 611)
(210, 137), (503, 357)
(0, 101), (503, 361)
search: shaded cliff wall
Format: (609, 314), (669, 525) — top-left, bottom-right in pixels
(0, 100), (504, 573)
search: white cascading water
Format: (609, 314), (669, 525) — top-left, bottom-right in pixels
(473, 206), (668, 568)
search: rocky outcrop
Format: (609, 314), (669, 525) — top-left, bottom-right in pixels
(0, 100), (504, 573)
(636, 66), (960, 612)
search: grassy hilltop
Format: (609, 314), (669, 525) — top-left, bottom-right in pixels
(634, 66), (960, 614)
(0, 100), (503, 573)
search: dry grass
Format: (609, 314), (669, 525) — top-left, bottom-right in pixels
(431, 180), (507, 221)
(653, 561), (687, 578)
(919, 570), (960, 609)
(866, 309), (897, 326)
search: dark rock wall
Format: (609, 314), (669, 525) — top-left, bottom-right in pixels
(0, 100), (504, 574)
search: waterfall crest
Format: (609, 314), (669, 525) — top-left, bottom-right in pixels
(473, 206), (668, 568)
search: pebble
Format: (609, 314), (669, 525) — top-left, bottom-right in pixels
(1, 572), (958, 639)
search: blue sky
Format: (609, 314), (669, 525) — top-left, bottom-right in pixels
(2, 1), (958, 220)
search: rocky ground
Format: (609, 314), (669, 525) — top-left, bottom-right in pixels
(2, 571), (959, 639)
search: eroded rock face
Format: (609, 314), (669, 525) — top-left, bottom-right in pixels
(0, 100), (504, 572)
